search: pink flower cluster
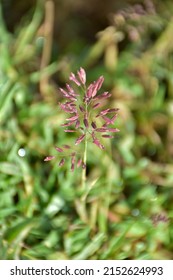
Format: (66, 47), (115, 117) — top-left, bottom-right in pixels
(44, 68), (120, 171)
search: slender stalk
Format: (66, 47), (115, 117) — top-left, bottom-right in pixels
(79, 88), (88, 222)
(81, 88), (88, 192)
(81, 134), (87, 191)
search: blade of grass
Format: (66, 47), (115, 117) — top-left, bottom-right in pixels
(73, 233), (105, 260)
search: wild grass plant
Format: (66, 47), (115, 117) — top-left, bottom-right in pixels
(0, 0), (173, 260)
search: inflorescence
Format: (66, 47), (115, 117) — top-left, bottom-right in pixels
(44, 68), (120, 171)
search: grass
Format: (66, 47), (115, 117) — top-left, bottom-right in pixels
(0, 1), (173, 260)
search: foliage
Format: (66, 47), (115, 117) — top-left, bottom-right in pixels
(0, 0), (173, 260)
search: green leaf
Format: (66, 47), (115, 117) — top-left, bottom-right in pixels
(101, 223), (133, 259)
(73, 233), (105, 260)
(4, 218), (38, 243)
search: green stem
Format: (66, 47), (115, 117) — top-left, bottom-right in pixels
(82, 135), (87, 191)
(82, 94), (88, 192)
(79, 88), (88, 222)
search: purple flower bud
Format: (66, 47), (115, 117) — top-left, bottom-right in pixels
(79, 105), (85, 112)
(82, 162), (86, 169)
(77, 67), (86, 85)
(96, 109), (109, 117)
(85, 78), (103, 100)
(59, 88), (70, 98)
(93, 138), (105, 150)
(105, 128), (120, 132)
(96, 127), (120, 133)
(86, 84), (94, 99)
(75, 119), (80, 129)
(66, 115), (79, 121)
(75, 134), (86, 145)
(59, 103), (76, 113)
(95, 76), (104, 91)
(107, 108), (119, 113)
(102, 114), (118, 125)
(63, 145), (71, 149)
(95, 127), (108, 132)
(96, 108), (119, 117)
(91, 122), (97, 129)
(83, 118), (89, 128)
(61, 120), (76, 127)
(55, 146), (63, 152)
(66, 84), (78, 97)
(92, 103), (101, 109)
(44, 156), (55, 161)
(69, 72), (81, 86)
(59, 158), (65, 166)
(94, 92), (111, 100)
(65, 101), (75, 105)
(91, 84), (98, 98)
(66, 83), (74, 93)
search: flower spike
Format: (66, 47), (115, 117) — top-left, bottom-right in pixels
(44, 67), (120, 171)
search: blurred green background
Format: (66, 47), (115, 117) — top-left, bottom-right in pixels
(0, 0), (173, 260)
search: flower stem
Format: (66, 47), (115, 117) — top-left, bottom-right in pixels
(76, 135), (88, 223)
(79, 91), (88, 223)
(82, 135), (87, 191)
(82, 97), (88, 192)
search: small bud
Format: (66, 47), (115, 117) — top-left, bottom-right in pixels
(59, 158), (65, 166)
(66, 115), (79, 121)
(96, 109), (109, 117)
(94, 92), (111, 100)
(61, 120), (76, 127)
(92, 103), (101, 109)
(55, 146), (63, 152)
(75, 134), (86, 145)
(95, 76), (104, 91)
(96, 108), (119, 117)
(95, 127), (108, 132)
(59, 88), (70, 97)
(79, 105), (85, 112)
(107, 108), (119, 113)
(93, 138), (105, 150)
(84, 118), (89, 128)
(69, 73), (81, 86)
(66, 84), (78, 97)
(63, 145), (71, 149)
(96, 127), (120, 133)
(102, 114), (118, 125)
(86, 84), (93, 100)
(59, 103), (76, 113)
(44, 156), (55, 161)
(91, 122), (97, 129)
(75, 120), (80, 129)
(105, 128), (120, 132)
(77, 67), (86, 85)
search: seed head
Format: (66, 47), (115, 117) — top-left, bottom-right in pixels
(44, 67), (120, 171)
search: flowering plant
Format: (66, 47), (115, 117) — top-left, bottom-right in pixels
(44, 67), (120, 172)
(44, 67), (120, 222)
